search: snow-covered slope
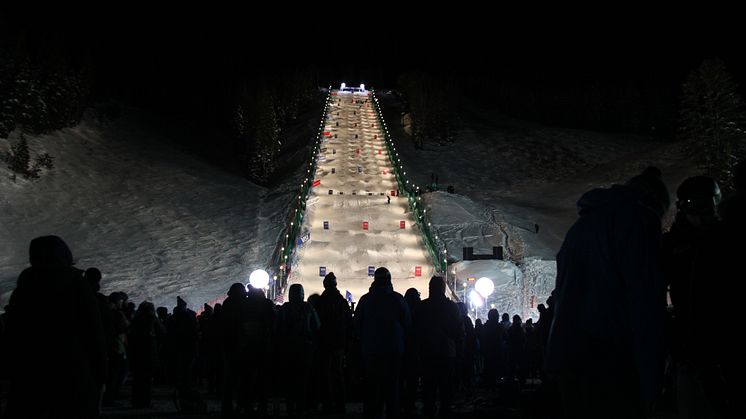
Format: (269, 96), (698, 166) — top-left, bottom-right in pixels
(0, 110), (297, 310)
(1, 92), (697, 321)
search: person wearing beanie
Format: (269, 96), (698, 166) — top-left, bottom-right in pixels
(323, 272), (337, 289)
(545, 167), (670, 417)
(354, 266), (410, 418)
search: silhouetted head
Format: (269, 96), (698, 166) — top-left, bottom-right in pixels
(475, 318), (483, 327)
(526, 318), (533, 326)
(203, 303), (213, 315)
(137, 301), (156, 317)
(227, 283), (246, 298)
(323, 272), (337, 289)
(85, 267), (102, 291)
(502, 313), (510, 322)
(404, 288), (421, 306)
(513, 314), (521, 325)
(289, 283), (305, 303)
(537, 303), (546, 313)
(248, 285), (266, 299)
(676, 176), (721, 216)
(487, 308), (498, 322)
(546, 295), (555, 308)
(625, 166), (670, 217)
(156, 306), (168, 319)
(373, 267), (391, 286)
(428, 276), (446, 297)
(29, 235), (73, 268)
(109, 291), (126, 307)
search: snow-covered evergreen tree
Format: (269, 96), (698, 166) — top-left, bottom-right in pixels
(679, 59), (746, 184)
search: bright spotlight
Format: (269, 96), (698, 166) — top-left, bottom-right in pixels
(469, 290), (484, 307)
(249, 269), (270, 289)
(475, 277), (494, 298)
(340, 82), (346, 90)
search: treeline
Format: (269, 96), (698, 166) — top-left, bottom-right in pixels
(0, 39), (91, 138)
(397, 72), (461, 148)
(460, 73), (679, 137)
(0, 31), (92, 181)
(396, 62), (746, 187)
(228, 70), (318, 184)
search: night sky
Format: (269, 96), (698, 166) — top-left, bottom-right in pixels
(2, 7), (743, 130)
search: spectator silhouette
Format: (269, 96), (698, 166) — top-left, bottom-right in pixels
(414, 276), (464, 417)
(545, 167), (670, 418)
(244, 284), (276, 416)
(277, 283), (320, 418)
(507, 315), (526, 384)
(314, 272), (352, 414)
(354, 267), (411, 419)
(4, 236), (107, 419)
(219, 283), (249, 416)
(166, 296), (199, 397)
(85, 267), (113, 398)
(479, 309), (507, 386)
(456, 302), (477, 391)
(103, 291), (129, 406)
(401, 288), (421, 415)
(130, 301), (161, 408)
(662, 175), (728, 417)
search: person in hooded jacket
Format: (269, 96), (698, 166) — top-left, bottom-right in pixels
(4, 235), (107, 419)
(545, 167), (671, 419)
(313, 272), (352, 414)
(401, 288), (421, 415)
(413, 276), (463, 417)
(219, 283), (249, 416)
(277, 283), (320, 418)
(354, 267), (411, 419)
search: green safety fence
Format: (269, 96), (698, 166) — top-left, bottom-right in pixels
(370, 91), (447, 274)
(271, 89), (333, 296)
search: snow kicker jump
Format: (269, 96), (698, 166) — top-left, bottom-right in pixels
(287, 86), (435, 303)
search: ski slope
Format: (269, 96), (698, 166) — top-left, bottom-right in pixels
(288, 89), (435, 302)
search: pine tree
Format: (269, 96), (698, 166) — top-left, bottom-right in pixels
(0, 52), (20, 138)
(679, 59), (746, 184)
(246, 88), (280, 184)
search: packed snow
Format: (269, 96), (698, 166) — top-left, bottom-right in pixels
(288, 90), (435, 302)
(0, 110), (297, 311)
(1, 89), (696, 321)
